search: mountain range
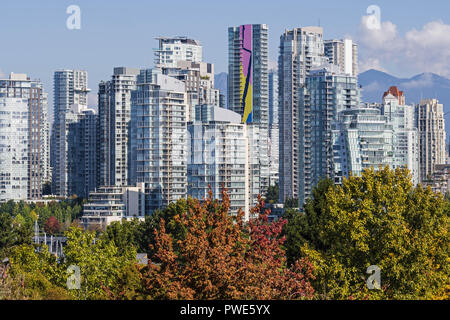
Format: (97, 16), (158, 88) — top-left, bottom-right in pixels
(214, 72), (228, 107)
(359, 69), (450, 135)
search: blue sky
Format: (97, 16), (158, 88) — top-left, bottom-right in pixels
(0, 0), (449, 111)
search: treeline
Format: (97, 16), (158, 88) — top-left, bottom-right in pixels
(0, 199), (84, 251)
(0, 167), (448, 300)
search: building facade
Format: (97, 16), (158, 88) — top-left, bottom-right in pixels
(299, 65), (359, 205)
(382, 89), (419, 184)
(52, 70), (90, 196)
(81, 183), (145, 230)
(268, 69), (279, 186)
(130, 69), (188, 213)
(228, 24), (270, 197)
(0, 98), (29, 201)
(0, 73), (49, 200)
(417, 99), (446, 183)
(67, 104), (98, 198)
(154, 36), (203, 68)
(332, 105), (394, 184)
(278, 26), (328, 203)
(324, 39), (358, 77)
(97, 67), (140, 187)
(188, 105), (249, 217)
(161, 60), (219, 121)
(332, 87), (420, 187)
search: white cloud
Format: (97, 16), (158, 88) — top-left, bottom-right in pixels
(358, 18), (450, 78)
(359, 57), (388, 74)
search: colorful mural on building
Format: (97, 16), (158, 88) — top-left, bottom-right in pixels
(240, 24), (253, 124)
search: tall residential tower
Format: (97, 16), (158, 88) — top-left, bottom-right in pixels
(228, 24), (270, 198)
(278, 26), (328, 202)
(0, 73), (49, 200)
(130, 69), (188, 213)
(417, 99), (446, 182)
(97, 67), (140, 187)
(52, 70), (90, 196)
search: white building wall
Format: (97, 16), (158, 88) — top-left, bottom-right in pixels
(0, 98), (29, 201)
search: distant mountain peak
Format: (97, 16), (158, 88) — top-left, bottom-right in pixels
(358, 69), (450, 133)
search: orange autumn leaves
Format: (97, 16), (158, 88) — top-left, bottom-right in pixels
(143, 189), (315, 300)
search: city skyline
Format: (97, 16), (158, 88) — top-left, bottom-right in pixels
(1, 0), (450, 115)
(0, 1), (449, 304)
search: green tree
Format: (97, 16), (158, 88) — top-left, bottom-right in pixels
(289, 167), (449, 299)
(265, 183), (279, 204)
(63, 227), (137, 300)
(42, 182), (52, 195)
(101, 219), (143, 253)
(0, 213), (15, 250)
(284, 197), (299, 209)
(7, 244), (69, 299)
(284, 178), (334, 265)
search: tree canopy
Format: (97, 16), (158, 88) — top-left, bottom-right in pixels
(285, 167), (449, 300)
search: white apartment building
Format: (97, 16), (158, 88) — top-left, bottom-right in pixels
(324, 39), (358, 77)
(268, 69), (279, 186)
(98, 67), (140, 187)
(417, 99), (446, 183)
(332, 105), (394, 184)
(154, 36), (203, 68)
(81, 183), (145, 230)
(0, 73), (49, 199)
(278, 26), (329, 203)
(188, 105), (249, 217)
(0, 98), (29, 201)
(382, 91), (419, 184)
(161, 60), (219, 121)
(130, 69), (188, 213)
(300, 64), (359, 205)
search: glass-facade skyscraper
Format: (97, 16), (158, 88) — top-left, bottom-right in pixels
(299, 65), (359, 206)
(52, 70), (90, 196)
(278, 26), (328, 203)
(268, 69), (279, 186)
(67, 104), (98, 198)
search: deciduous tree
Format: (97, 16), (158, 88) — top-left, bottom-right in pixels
(142, 189), (315, 300)
(289, 167), (449, 299)
(44, 216), (61, 235)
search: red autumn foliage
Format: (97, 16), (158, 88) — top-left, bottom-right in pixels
(142, 189), (315, 300)
(44, 216), (61, 235)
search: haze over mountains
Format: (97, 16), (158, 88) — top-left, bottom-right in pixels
(215, 72), (228, 107)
